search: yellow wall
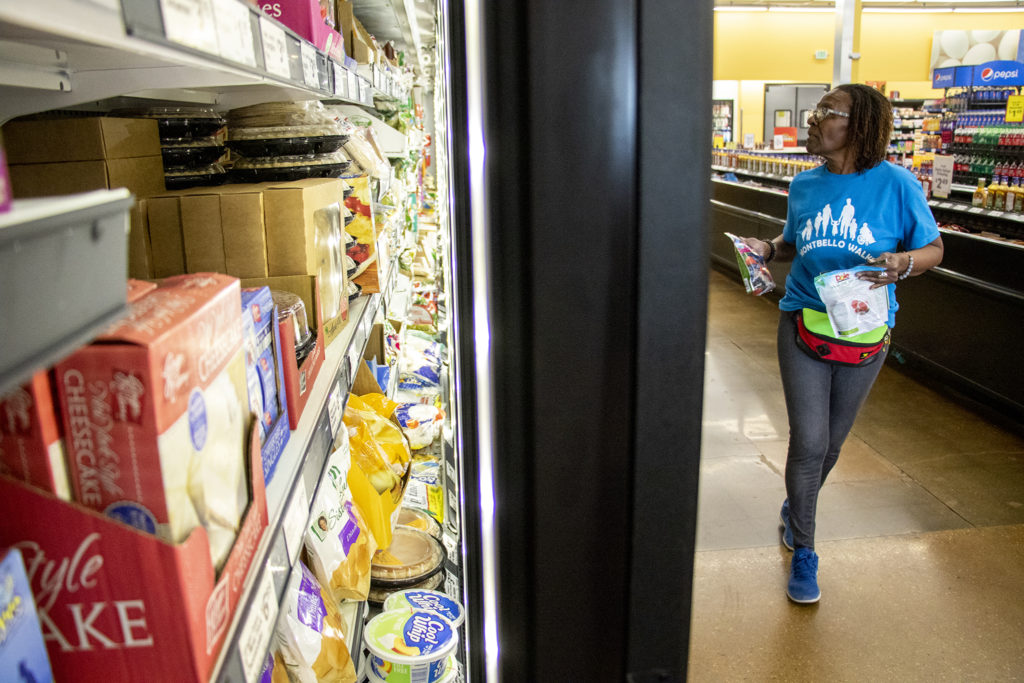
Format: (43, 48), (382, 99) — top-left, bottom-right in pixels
(714, 11), (1024, 140)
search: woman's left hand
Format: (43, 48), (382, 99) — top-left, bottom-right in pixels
(858, 252), (908, 289)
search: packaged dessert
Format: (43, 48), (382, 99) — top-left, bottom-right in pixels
(0, 372), (71, 499)
(229, 152), (351, 183)
(160, 137), (225, 169)
(272, 289), (315, 364)
(371, 526), (445, 588)
(383, 589), (464, 629)
(228, 101), (337, 129)
(165, 162), (227, 190)
(225, 126), (348, 157)
(274, 561), (357, 683)
(241, 286), (290, 483)
(396, 506), (443, 540)
(304, 434), (377, 602)
(54, 273), (249, 570)
(363, 607), (457, 682)
(123, 106), (226, 141)
(367, 571), (444, 607)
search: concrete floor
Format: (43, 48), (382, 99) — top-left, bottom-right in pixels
(689, 270), (1024, 682)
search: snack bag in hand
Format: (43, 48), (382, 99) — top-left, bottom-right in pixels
(813, 266), (891, 337)
(725, 232), (775, 296)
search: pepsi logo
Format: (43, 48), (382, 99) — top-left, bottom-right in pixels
(981, 68), (994, 81)
(981, 67), (1020, 82)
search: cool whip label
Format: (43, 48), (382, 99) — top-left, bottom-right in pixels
(399, 591), (461, 624)
(403, 612), (452, 653)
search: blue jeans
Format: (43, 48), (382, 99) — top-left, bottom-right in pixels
(777, 311), (887, 550)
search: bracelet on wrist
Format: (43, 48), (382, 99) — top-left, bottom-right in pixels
(898, 254), (914, 280)
(763, 239), (777, 263)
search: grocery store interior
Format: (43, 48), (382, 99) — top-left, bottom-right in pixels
(1, 1), (1023, 681)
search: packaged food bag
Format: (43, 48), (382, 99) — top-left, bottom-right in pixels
(813, 266), (891, 337)
(725, 232), (774, 296)
(304, 433), (378, 601)
(343, 395), (410, 497)
(275, 561), (357, 683)
(393, 403), (445, 450)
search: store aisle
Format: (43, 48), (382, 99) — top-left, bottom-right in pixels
(689, 270), (1024, 682)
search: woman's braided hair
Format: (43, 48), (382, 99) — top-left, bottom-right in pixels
(835, 83), (893, 172)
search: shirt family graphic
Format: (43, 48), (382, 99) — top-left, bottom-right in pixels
(778, 161), (941, 327)
(798, 197), (877, 259)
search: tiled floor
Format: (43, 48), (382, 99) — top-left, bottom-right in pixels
(689, 270), (1024, 681)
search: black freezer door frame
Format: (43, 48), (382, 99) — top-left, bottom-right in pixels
(447, 1), (711, 680)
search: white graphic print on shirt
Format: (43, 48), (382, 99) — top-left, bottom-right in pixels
(799, 197), (876, 259)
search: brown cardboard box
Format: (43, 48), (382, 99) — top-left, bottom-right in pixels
(336, 0), (357, 59)
(146, 184), (270, 279)
(263, 177), (345, 276)
(349, 16), (376, 64)
(8, 156), (166, 200)
(147, 194), (187, 277)
(129, 199), (154, 279)
(2, 117), (161, 163)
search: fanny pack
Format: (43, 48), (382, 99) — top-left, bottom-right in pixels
(794, 309), (889, 367)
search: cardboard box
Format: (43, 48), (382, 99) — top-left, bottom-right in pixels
(0, 371), (70, 500)
(126, 278), (158, 303)
(0, 425), (267, 682)
(0, 548), (54, 683)
(128, 200), (154, 279)
(241, 276), (326, 429)
(146, 184), (270, 279)
(241, 286), (290, 483)
(262, 0), (344, 60)
(9, 156), (166, 200)
(336, 0), (358, 60)
(54, 273), (248, 552)
(2, 117), (161, 164)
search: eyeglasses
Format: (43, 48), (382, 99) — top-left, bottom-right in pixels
(808, 106), (850, 124)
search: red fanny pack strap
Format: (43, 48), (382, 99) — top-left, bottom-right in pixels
(795, 313), (888, 365)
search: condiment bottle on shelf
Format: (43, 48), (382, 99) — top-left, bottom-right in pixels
(1006, 177), (1019, 213)
(972, 177), (987, 207)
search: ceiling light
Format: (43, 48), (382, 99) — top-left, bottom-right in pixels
(768, 6), (834, 12)
(862, 7), (954, 12)
(953, 6), (1024, 10)
(713, 6), (769, 11)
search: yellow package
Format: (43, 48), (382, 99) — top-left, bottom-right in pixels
(347, 394), (410, 476)
(304, 434), (378, 601)
(358, 392), (400, 419)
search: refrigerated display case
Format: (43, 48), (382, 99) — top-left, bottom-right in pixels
(1, 0), (714, 680)
(712, 98), (733, 143)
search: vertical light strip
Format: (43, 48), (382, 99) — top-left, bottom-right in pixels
(462, 0), (502, 680)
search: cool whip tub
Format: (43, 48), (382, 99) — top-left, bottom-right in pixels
(383, 589), (465, 629)
(364, 654), (459, 683)
(364, 608), (458, 683)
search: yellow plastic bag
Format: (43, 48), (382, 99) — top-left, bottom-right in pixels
(346, 394), (410, 475)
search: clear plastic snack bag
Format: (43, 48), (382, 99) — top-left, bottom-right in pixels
(813, 266), (891, 338)
(725, 232), (775, 296)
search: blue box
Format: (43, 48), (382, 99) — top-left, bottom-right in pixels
(241, 287), (291, 484)
(0, 548), (54, 683)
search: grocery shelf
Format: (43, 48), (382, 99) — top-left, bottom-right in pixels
(929, 198), (1024, 224)
(211, 255), (400, 683)
(0, 0), (374, 121)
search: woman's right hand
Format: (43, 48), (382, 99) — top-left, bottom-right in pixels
(742, 237), (771, 262)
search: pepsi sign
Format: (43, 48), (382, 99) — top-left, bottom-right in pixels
(932, 67), (954, 88)
(971, 61), (1024, 87)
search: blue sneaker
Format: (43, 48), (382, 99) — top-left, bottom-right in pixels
(779, 499), (794, 551)
(787, 547), (820, 604)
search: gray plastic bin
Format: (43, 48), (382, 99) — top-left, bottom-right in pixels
(1, 189), (133, 394)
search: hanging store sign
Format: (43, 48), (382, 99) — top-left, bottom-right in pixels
(931, 30), (1023, 71)
(972, 61), (1024, 87)
(932, 67), (955, 89)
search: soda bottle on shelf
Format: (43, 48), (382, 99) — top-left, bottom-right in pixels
(973, 177), (987, 207)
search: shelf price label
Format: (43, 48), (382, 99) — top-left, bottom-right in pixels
(212, 0), (257, 67)
(300, 42), (318, 88)
(333, 62), (348, 98)
(239, 570), (279, 683)
(328, 379), (344, 438)
(931, 155), (954, 200)
(161, 0), (219, 55)
(260, 18), (291, 79)
(281, 480), (309, 563)
(1007, 95), (1024, 124)
(347, 70), (358, 100)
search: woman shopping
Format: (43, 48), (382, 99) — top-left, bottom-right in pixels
(741, 84), (944, 604)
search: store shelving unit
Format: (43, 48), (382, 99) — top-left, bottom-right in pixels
(1, 0), (458, 680)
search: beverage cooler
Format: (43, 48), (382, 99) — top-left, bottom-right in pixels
(0, 0), (711, 681)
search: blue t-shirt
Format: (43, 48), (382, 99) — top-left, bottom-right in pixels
(780, 161), (940, 327)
